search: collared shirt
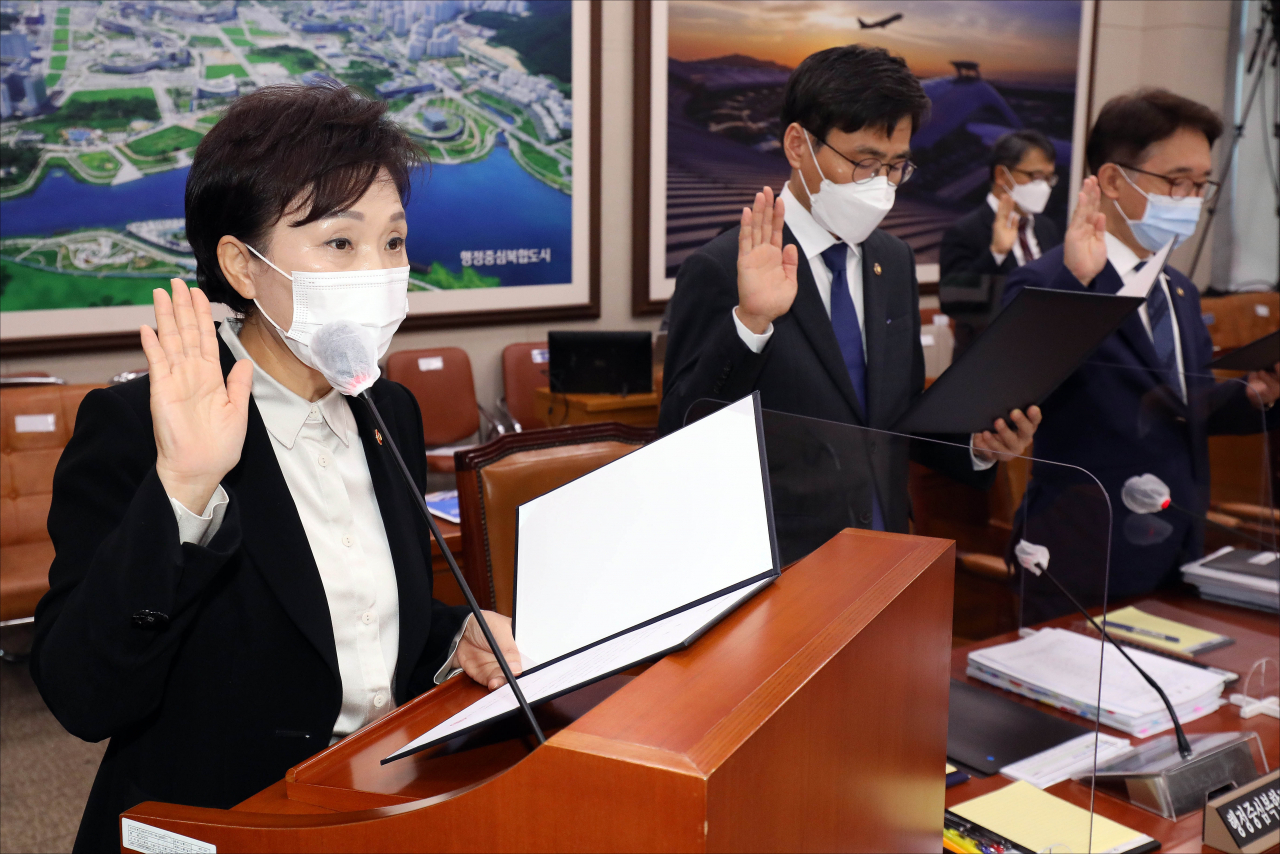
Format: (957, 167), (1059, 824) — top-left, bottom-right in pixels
(169, 321), (463, 741)
(733, 182), (865, 355)
(729, 183), (992, 470)
(1103, 232), (1187, 399)
(986, 193), (1041, 268)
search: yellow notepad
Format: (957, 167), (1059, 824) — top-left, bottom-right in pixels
(952, 781), (1153, 853)
(1102, 606), (1230, 656)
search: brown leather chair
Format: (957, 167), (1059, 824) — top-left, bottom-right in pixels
(454, 423), (653, 616)
(1, 383), (105, 625)
(500, 341), (550, 431)
(385, 347), (480, 474)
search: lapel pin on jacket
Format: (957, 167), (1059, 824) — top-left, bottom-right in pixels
(1176, 287), (1185, 297)
(873, 262), (882, 276)
(375, 429), (383, 445)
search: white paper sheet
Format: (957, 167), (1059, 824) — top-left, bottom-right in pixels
(513, 395), (775, 665)
(1115, 238), (1175, 298)
(384, 579), (771, 762)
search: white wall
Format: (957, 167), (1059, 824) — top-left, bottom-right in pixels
(0, 1), (657, 410)
(1090, 0), (1235, 287)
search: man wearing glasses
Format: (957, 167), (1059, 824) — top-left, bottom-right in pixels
(940, 129), (1064, 356)
(1002, 88), (1280, 621)
(660, 45), (1039, 538)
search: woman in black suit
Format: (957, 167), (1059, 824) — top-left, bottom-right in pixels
(31, 83), (522, 853)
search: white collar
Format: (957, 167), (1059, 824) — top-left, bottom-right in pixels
(1103, 231), (1150, 278)
(218, 320), (355, 450)
(985, 192), (1035, 226)
(779, 182), (861, 262)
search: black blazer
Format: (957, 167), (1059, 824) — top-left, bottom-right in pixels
(939, 201), (1063, 281)
(1002, 248), (1276, 621)
(31, 330), (468, 853)
(660, 224), (994, 535)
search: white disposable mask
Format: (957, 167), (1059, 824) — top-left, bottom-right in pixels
(1117, 169), (1203, 252)
(802, 132), (896, 246)
(1001, 170), (1053, 215)
(245, 244), (410, 390)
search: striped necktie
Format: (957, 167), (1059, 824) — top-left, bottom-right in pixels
(1135, 260), (1183, 400)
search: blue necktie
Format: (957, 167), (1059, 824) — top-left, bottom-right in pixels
(821, 243), (884, 531)
(1136, 261), (1183, 400)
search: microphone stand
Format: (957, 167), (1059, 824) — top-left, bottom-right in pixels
(1025, 559), (1192, 758)
(359, 391), (546, 746)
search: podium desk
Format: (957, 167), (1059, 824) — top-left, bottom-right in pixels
(947, 593), (1280, 853)
(120, 530), (955, 853)
(532, 386), (661, 429)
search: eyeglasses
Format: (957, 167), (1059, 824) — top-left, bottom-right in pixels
(812, 132), (917, 186)
(1118, 164), (1220, 202)
(1008, 167), (1058, 186)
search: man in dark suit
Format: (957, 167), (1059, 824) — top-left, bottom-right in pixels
(1002, 89), (1280, 622)
(661, 45), (1040, 538)
(940, 129), (1064, 357)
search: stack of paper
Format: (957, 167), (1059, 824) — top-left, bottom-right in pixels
(967, 628), (1227, 737)
(1000, 732), (1133, 789)
(1182, 547), (1280, 613)
(951, 781), (1156, 854)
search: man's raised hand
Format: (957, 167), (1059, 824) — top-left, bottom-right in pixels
(736, 186), (799, 335)
(1063, 176), (1108, 286)
(140, 279), (253, 512)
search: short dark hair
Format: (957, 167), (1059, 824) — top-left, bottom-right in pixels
(1085, 88), (1223, 175)
(989, 129), (1055, 181)
(780, 44), (929, 143)
(185, 82), (424, 314)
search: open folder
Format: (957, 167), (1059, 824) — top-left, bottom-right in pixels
(1208, 329), (1279, 371)
(384, 393), (780, 763)
(894, 287), (1144, 434)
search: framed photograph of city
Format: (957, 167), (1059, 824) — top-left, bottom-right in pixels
(0, 0), (600, 354)
(632, 0), (1096, 315)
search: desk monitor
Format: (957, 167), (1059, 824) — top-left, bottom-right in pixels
(548, 331), (653, 395)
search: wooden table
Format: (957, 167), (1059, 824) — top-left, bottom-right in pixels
(532, 386), (661, 429)
(948, 593), (1280, 853)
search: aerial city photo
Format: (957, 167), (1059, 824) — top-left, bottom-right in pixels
(0, 0), (575, 314)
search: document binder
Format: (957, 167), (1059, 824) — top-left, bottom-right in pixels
(894, 288), (1143, 434)
(1208, 330), (1280, 372)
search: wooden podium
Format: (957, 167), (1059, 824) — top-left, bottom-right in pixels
(120, 530), (955, 852)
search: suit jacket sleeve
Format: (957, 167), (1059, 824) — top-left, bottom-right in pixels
(907, 256), (997, 491)
(658, 244), (769, 435)
(393, 383), (470, 698)
(30, 388), (244, 742)
(940, 219), (1013, 281)
(1180, 291), (1280, 436)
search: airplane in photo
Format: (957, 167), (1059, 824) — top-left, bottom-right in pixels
(857, 13), (903, 29)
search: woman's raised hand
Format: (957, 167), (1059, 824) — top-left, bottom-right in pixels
(140, 280), (253, 512)
(736, 186), (799, 335)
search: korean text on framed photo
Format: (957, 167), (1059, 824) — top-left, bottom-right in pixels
(633, 0), (1096, 315)
(1, 0), (601, 355)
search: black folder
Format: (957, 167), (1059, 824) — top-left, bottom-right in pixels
(895, 287), (1143, 434)
(1207, 330), (1279, 372)
(947, 680), (1092, 776)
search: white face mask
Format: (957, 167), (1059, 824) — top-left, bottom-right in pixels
(1001, 168), (1053, 215)
(801, 132), (896, 246)
(1116, 169), (1203, 253)
(245, 243), (410, 391)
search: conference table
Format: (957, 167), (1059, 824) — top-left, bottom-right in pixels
(947, 592), (1280, 853)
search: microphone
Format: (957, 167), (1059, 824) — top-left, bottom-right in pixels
(311, 321), (546, 746)
(1122, 473), (1275, 550)
(1014, 539), (1194, 759)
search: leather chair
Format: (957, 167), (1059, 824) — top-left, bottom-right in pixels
(385, 347), (480, 473)
(1, 383), (105, 626)
(500, 341), (550, 431)
(454, 423), (653, 616)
